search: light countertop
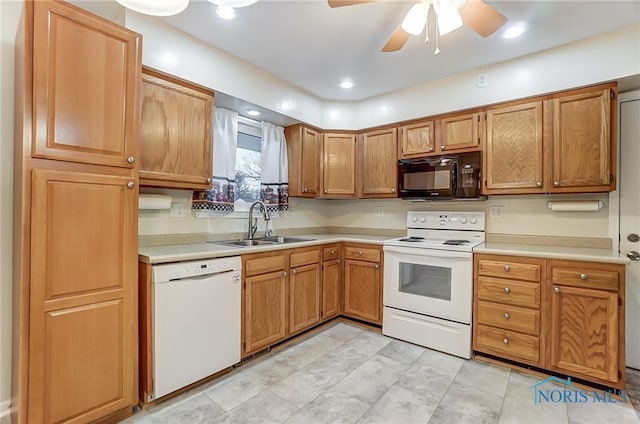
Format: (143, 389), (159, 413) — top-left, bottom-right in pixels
(138, 234), (390, 264)
(474, 242), (630, 265)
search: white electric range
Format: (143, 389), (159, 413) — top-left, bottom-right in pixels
(382, 211), (485, 359)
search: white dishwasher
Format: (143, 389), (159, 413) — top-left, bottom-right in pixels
(151, 256), (241, 400)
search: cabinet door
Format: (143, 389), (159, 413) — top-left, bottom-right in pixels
(289, 263), (321, 334)
(344, 260), (381, 324)
(322, 133), (356, 197)
(32, 1), (141, 168)
(549, 284), (618, 383)
(244, 270), (287, 354)
(551, 88), (613, 192)
(359, 129), (397, 198)
(300, 128), (321, 197)
(140, 70), (213, 190)
(485, 102), (544, 194)
(399, 120), (435, 158)
(28, 168), (137, 423)
(438, 112), (481, 152)
(322, 260), (341, 320)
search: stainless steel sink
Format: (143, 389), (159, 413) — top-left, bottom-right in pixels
(209, 236), (315, 248)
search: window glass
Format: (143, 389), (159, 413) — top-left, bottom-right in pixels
(235, 131), (262, 205)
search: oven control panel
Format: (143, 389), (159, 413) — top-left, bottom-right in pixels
(407, 211), (485, 231)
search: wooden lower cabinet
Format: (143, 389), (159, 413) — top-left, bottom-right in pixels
(343, 259), (382, 325)
(289, 263), (322, 334)
(322, 259), (341, 320)
(473, 254), (626, 388)
(244, 270), (288, 355)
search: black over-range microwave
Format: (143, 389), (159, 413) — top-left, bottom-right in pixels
(398, 151), (483, 200)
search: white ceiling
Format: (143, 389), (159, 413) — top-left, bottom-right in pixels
(160, 0), (640, 101)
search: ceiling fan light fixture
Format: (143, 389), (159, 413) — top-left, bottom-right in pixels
(437, 8), (463, 36)
(207, 0), (258, 8)
(216, 5), (236, 19)
(114, 0), (189, 16)
(401, 3), (429, 36)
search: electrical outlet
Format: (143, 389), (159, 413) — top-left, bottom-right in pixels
(489, 206), (504, 219)
(374, 206), (384, 216)
(169, 202), (185, 218)
(477, 73), (488, 88)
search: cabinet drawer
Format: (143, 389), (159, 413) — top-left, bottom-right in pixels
(344, 246), (380, 262)
(290, 249), (321, 268)
(245, 254), (286, 277)
(478, 260), (541, 282)
(476, 325), (539, 363)
(477, 301), (540, 335)
(551, 267), (619, 291)
(323, 245), (340, 261)
(477, 277), (540, 307)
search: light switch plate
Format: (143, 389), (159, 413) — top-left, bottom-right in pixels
(375, 206), (384, 216)
(169, 202), (185, 218)
(489, 206), (504, 219)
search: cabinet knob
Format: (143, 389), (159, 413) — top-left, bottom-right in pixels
(331, 250), (335, 255)
(337, 259), (340, 264)
(503, 338), (509, 345)
(207, 177), (212, 183)
(391, 188), (395, 193)
(536, 181), (542, 187)
(375, 264), (379, 269)
(554, 287), (560, 294)
(283, 272), (288, 277)
(440, 145), (445, 150)
(127, 156), (135, 164)
(580, 273), (588, 280)
(127, 181), (135, 189)
(503, 313), (510, 320)
(358, 250), (363, 255)
(503, 287), (510, 293)
(503, 265), (510, 272)
(292, 269), (297, 275)
(324, 189), (328, 193)
(428, 147), (433, 152)
(553, 181), (560, 187)
(303, 188), (308, 192)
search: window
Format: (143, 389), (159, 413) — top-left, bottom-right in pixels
(234, 117), (262, 210)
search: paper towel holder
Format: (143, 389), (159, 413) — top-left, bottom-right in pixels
(547, 200), (604, 211)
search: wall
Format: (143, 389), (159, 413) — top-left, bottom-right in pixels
(138, 189), (331, 236)
(0, 1), (19, 422)
(328, 195), (611, 239)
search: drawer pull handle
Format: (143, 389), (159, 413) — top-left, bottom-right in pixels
(554, 287), (560, 294)
(503, 265), (511, 272)
(503, 313), (510, 319)
(503, 338), (509, 345)
(503, 287), (510, 293)
(292, 270), (297, 275)
(580, 273), (588, 280)
(331, 250), (335, 255)
(358, 250), (363, 255)
(283, 272), (288, 277)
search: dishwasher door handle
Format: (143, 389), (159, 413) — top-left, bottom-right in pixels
(166, 269), (237, 283)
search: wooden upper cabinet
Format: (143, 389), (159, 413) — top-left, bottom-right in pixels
(32, 1), (141, 168)
(322, 133), (356, 197)
(285, 125), (320, 197)
(359, 128), (397, 198)
(484, 101), (545, 194)
(398, 120), (435, 158)
(139, 69), (214, 190)
(551, 87), (614, 192)
(438, 112), (481, 152)
(29, 168), (137, 423)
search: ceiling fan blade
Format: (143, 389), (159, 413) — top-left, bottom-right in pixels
(381, 24), (411, 52)
(327, 0), (378, 8)
(459, 0), (508, 37)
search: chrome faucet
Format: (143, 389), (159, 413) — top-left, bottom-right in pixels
(247, 201), (271, 240)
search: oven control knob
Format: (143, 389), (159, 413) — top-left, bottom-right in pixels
(419, 217), (426, 223)
(411, 216), (418, 223)
(460, 217), (468, 224)
(470, 217), (478, 224)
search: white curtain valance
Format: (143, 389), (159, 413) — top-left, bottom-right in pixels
(260, 122), (289, 213)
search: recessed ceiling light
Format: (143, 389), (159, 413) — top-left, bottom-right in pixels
(216, 5), (236, 19)
(502, 24), (527, 39)
(246, 109), (261, 116)
(339, 80), (355, 89)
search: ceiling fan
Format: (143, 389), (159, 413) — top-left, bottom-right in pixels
(328, 0), (508, 53)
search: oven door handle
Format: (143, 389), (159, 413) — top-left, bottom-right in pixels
(383, 245), (472, 259)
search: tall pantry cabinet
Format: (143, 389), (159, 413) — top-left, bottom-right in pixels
(13, 1), (142, 423)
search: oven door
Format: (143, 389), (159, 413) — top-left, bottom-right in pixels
(383, 245), (472, 324)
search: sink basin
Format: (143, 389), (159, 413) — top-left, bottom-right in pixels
(210, 239), (277, 247)
(209, 236), (316, 248)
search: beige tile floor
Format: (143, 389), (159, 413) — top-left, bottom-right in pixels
(122, 322), (640, 424)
